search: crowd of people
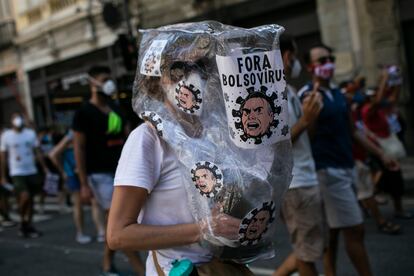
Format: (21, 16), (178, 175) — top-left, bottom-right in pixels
(0, 33), (411, 276)
(273, 35), (410, 276)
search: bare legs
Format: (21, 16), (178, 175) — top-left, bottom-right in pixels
(274, 253), (318, 276)
(273, 253), (296, 276)
(324, 225), (372, 276)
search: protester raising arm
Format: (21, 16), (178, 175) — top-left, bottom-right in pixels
(290, 82), (322, 143)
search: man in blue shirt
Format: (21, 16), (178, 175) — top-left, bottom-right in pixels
(299, 44), (398, 276)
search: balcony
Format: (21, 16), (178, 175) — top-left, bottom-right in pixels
(49, 0), (80, 13)
(0, 20), (16, 49)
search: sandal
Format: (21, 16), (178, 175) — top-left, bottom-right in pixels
(378, 221), (401, 235)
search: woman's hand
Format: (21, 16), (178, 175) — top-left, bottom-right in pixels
(200, 205), (241, 240)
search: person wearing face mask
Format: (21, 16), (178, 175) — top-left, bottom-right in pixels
(298, 45), (400, 276)
(0, 112), (49, 238)
(272, 34), (325, 276)
(72, 66), (144, 276)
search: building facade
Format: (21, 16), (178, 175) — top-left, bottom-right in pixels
(1, 0), (413, 150)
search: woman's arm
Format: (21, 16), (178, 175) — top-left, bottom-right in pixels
(107, 186), (201, 251)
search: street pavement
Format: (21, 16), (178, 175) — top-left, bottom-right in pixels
(1, 157), (414, 276)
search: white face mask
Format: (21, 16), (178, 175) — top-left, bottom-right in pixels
(89, 76), (117, 96)
(12, 116), (24, 128)
(290, 58), (302, 79)
(101, 80), (117, 96)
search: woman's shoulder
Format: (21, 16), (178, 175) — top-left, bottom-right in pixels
(128, 123), (162, 145)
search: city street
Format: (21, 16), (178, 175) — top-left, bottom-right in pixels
(1, 157), (414, 276)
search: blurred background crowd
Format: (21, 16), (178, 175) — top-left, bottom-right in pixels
(0, 0), (413, 275)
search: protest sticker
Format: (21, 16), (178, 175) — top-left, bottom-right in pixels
(216, 49), (290, 149)
(238, 201), (275, 246)
(191, 161), (223, 198)
(140, 40), (168, 76)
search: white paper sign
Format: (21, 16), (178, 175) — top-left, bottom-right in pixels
(140, 40), (168, 76)
(216, 49), (290, 149)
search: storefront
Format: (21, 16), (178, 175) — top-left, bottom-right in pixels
(27, 45), (139, 130)
(0, 73), (21, 126)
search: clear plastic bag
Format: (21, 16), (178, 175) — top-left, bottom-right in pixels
(133, 21), (292, 263)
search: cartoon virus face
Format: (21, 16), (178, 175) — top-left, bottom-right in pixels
(239, 201), (275, 246)
(174, 75), (203, 114)
(139, 111), (163, 137)
(232, 86), (281, 145)
(144, 53), (157, 74)
(191, 161), (223, 198)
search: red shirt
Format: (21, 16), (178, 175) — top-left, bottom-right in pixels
(361, 103), (390, 138)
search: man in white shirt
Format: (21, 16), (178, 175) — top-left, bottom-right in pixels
(0, 113), (47, 238)
(273, 35), (325, 276)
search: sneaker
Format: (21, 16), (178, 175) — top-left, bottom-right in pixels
(76, 233), (92, 244)
(97, 231), (105, 243)
(100, 271), (120, 276)
(100, 265), (120, 276)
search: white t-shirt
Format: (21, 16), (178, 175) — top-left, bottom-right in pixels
(0, 128), (39, 177)
(114, 123), (212, 276)
(287, 85), (318, 188)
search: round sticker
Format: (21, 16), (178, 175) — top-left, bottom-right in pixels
(191, 161), (223, 198)
(232, 86), (281, 145)
(238, 201), (275, 246)
(139, 111), (163, 137)
(175, 80), (202, 114)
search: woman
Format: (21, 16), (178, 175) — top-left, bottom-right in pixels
(107, 21), (291, 276)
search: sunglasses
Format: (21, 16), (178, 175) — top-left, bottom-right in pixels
(316, 55), (336, 64)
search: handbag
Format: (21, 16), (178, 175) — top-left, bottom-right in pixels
(43, 173), (60, 196)
(376, 133), (406, 160)
(152, 251), (254, 276)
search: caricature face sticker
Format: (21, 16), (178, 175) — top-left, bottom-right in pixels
(139, 111), (164, 137)
(140, 40), (168, 76)
(174, 73), (204, 115)
(191, 161), (223, 198)
(239, 201), (275, 246)
(216, 50), (290, 148)
(242, 97), (273, 137)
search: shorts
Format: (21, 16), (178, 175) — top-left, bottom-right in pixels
(11, 174), (42, 196)
(282, 186), (325, 262)
(317, 167), (363, 228)
(66, 175), (81, 192)
(354, 160), (375, 200)
(88, 173), (114, 210)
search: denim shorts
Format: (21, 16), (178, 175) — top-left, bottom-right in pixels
(88, 173), (114, 210)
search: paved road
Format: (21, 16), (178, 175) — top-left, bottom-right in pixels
(1, 158), (414, 276)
